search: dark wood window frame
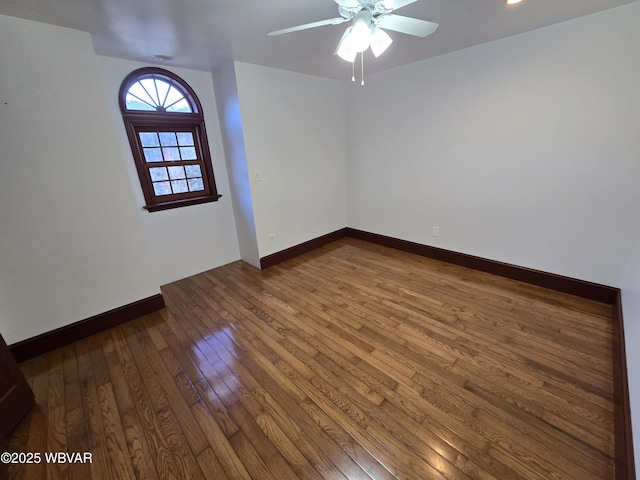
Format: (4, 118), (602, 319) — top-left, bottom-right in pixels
(119, 67), (221, 212)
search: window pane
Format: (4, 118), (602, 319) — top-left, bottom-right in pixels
(162, 147), (180, 161)
(164, 86), (188, 110)
(188, 178), (204, 192)
(155, 79), (170, 107)
(166, 99), (191, 113)
(143, 148), (163, 162)
(185, 165), (201, 178)
(171, 179), (188, 193)
(159, 132), (178, 146)
(168, 166), (186, 180)
(126, 93), (155, 111)
(177, 132), (194, 146)
(153, 181), (172, 196)
(149, 167), (169, 181)
(139, 132), (160, 147)
(180, 147), (197, 160)
(140, 78), (160, 105)
(129, 83), (157, 108)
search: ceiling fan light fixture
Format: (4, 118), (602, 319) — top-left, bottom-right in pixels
(272, 0), (439, 79)
(370, 27), (393, 57)
(350, 17), (372, 52)
(336, 26), (359, 62)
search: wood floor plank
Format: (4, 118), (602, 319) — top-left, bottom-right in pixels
(118, 322), (184, 480)
(7, 354), (49, 480)
(190, 401), (253, 480)
(104, 329), (160, 480)
(9, 238), (616, 479)
(62, 343), (93, 480)
(134, 333), (209, 480)
(195, 447), (229, 480)
(201, 332), (331, 480)
(46, 367), (68, 480)
(75, 339), (112, 480)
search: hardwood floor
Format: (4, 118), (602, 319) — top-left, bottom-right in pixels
(6, 238), (615, 479)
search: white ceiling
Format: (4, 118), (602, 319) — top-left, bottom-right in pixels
(0, 0), (636, 80)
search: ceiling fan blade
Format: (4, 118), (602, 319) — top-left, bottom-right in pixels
(382, 0), (419, 11)
(268, 17), (350, 36)
(334, 0), (361, 8)
(376, 14), (438, 37)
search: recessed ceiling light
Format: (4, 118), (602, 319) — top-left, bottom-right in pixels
(152, 54), (174, 62)
(507, 0), (523, 4)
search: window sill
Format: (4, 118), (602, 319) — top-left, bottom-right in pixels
(143, 194), (222, 212)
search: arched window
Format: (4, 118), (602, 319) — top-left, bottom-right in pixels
(119, 68), (221, 212)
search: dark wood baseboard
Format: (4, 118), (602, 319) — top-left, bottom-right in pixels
(9, 294), (165, 363)
(260, 227), (618, 304)
(347, 228), (618, 304)
(260, 228), (348, 269)
(612, 292), (636, 480)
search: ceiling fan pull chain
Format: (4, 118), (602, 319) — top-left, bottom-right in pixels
(361, 52), (365, 86)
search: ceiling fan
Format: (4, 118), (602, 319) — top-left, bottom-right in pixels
(268, 0), (439, 64)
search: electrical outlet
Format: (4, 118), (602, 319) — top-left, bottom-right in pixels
(432, 226), (440, 237)
(268, 233), (275, 244)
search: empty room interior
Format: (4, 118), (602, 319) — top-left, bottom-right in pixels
(1, 0), (639, 478)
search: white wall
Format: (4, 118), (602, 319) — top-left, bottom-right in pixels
(347, 2), (640, 287)
(0, 16), (160, 344)
(622, 240), (640, 476)
(212, 62), (260, 268)
(233, 62), (348, 258)
(97, 57), (241, 284)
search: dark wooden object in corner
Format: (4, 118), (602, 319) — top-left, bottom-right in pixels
(0, 333), (35, 451)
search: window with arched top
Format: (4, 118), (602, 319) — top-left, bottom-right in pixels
(119, 67), (221, 212)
